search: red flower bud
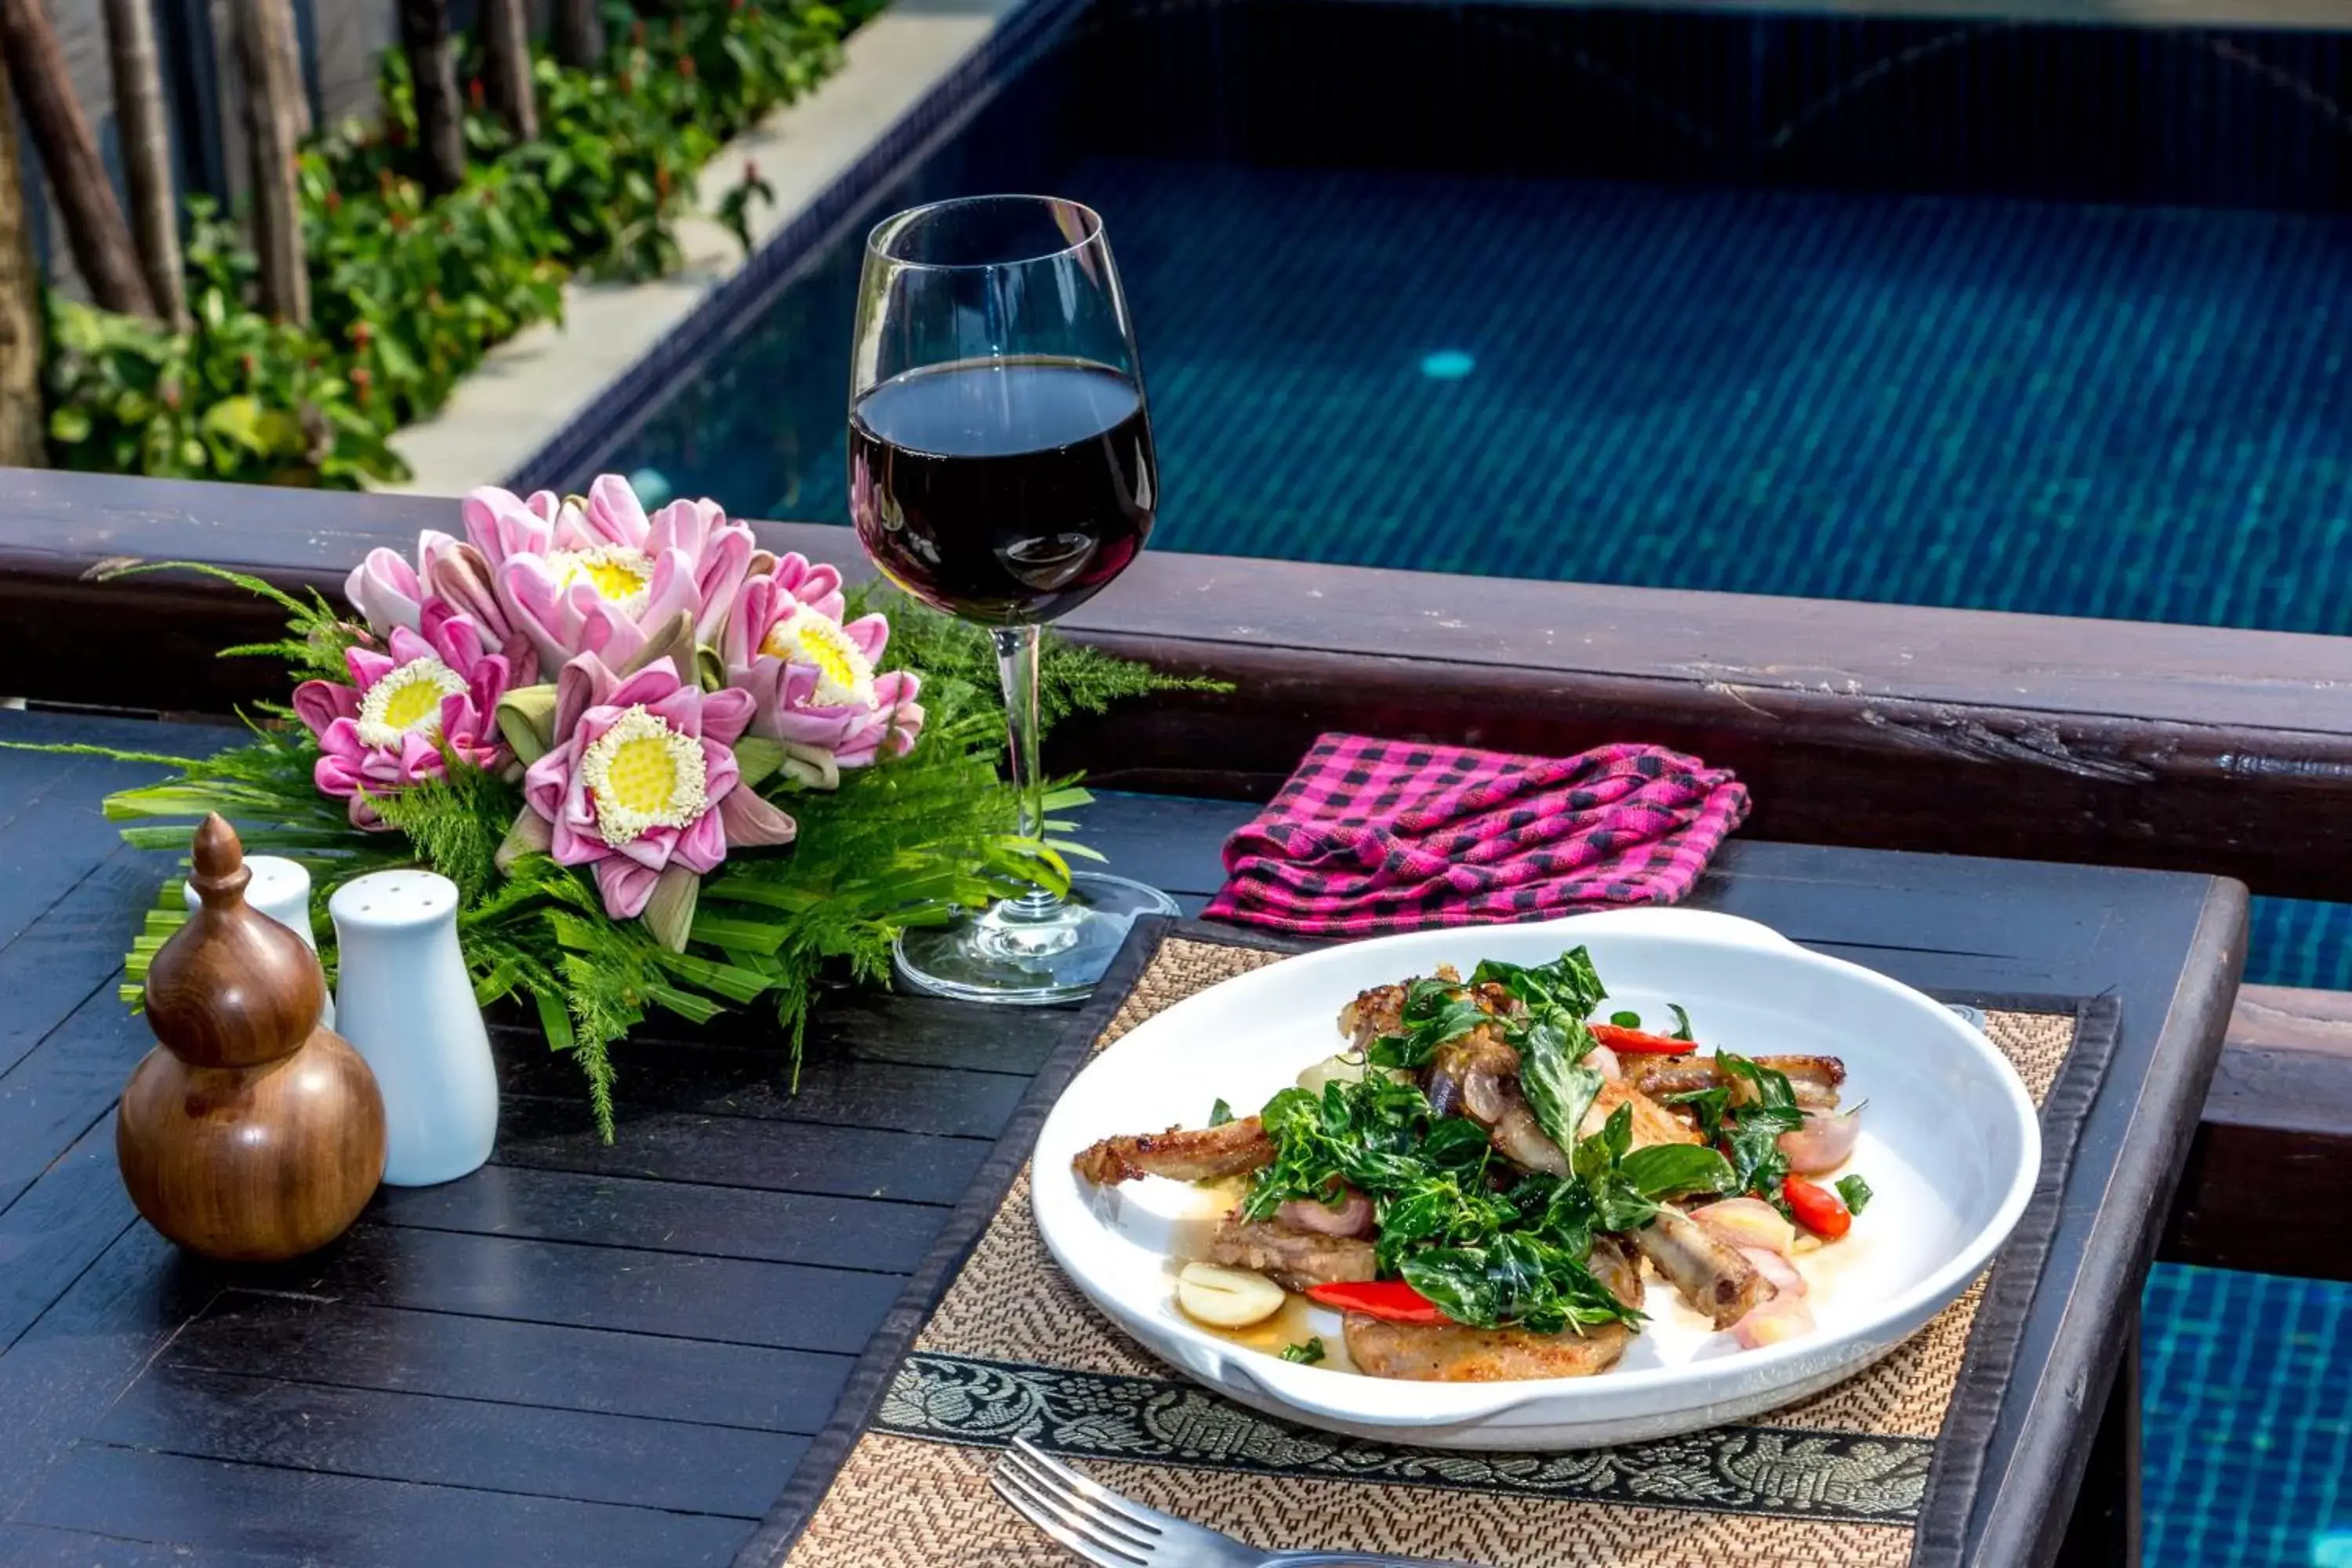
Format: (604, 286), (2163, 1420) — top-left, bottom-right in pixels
(353, 322), (372, 347)
(239, 354), (256, 379)
(678, 56), (695, 81)
(655, 165), (670, 198)
(469, 77), (485, 109)
(631, 18), (645, 44)
(617, 71), (633, 94)
(325, 188), (342, 212)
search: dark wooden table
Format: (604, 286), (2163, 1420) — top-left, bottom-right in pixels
(0, 709), (2243, 1568)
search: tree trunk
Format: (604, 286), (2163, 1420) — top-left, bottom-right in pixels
(0, 64), (45, 466)
(100, 0), (183, 328)
(230, 0), (307, 325)
(549, 0), (603, 70)
(397, 0), (466, 197)
(480, 0), (536, 143)
(0, 0), (158, 318)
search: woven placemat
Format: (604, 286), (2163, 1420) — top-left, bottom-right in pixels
(746, 920), (2118, 1568)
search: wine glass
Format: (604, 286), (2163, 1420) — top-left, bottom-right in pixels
(849, 194), (1180, 1004)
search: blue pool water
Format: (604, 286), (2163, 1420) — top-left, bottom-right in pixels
(601, 10), (2352, 1554)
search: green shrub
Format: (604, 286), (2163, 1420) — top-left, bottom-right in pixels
(44, 0), (861, 489)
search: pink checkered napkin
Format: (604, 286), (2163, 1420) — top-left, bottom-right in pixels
(1201, 734), (1751, 936)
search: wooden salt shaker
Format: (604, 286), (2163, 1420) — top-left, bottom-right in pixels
(118, 814), (387, 1261)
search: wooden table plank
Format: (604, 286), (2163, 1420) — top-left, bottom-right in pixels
(96, 1364), (803, 1519)
(0, 979), (168, 1214)
(493, 1101), (993, 1202)
(0, 1115), (138, 1356)
(173, 1294), (855, 1436)
(13, 1446), (749, 1568)
(247, 1225), (909, 1355)
(371, 1164), (945, 1275)
(493, 1029), (1033, 1139)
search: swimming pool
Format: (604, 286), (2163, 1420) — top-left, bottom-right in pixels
(569, 8), (2352, 1547)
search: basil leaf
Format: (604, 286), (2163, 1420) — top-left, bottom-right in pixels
(1472, 946), (1605, 1019)
(1836, 1174), (1875, 1215)
(1610, 1010), (1642, 1029)
(1620, 1142), (1738, 1199)
(1279, 1337), (1326, 1364)
(1517, 1018), (1603, 1153)
(1661, 1084), (1730, 1140)
(1208, 1098), (1233, 1127)
(1667, 1003), (1696, 1043)
(1403, 1236), (1640, 1334)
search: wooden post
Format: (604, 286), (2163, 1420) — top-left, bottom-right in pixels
(0, 0), (159, 319)
(230, 0), (308, 325)
(101, 0), (185, 328)
(0, 63), (44, 466)
(397, 0), (466, 197)
(550, 0), (604, 67)
(480, 0), (536, 143)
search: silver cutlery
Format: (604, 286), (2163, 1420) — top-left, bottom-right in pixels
(991, 1436), (1489, 1568)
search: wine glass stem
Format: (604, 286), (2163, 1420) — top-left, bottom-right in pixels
(993, 622), (1062, 920)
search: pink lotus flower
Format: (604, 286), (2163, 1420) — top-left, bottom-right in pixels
(292, 618), (514, 829)
(719, 554), (924, 776)
(521, 652), (796, 921)
(470, 475), (756, 679)
(345, 524), (534, 677)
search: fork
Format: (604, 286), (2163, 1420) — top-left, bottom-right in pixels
(991, 1437), (1489, 1568)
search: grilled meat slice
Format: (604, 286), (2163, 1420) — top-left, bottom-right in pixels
(1208, 1214), (1377, 1291)
(1577, 1079), (1704, 1150)
(1632, 1204), (1773, 1330)
(1072, 1117), (1275, 1186)
(1626, 1053), (1846, 1112)
(1343, 1314), (1630, 1382)
(1586, 1232), (1645, 1312)
(1338, 967), (1516, 1052)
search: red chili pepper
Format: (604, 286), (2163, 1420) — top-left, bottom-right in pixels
(1305, 1279), (1450, 1324)
(1589, 1023), (1699, 1056)
(1782, 1175), (1852, 1240)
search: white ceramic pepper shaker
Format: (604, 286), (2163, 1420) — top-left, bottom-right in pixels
(328, 869), (498, 1186)
(185, 854), (334, 1029)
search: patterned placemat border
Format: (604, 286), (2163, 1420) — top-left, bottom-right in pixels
(737, 917), (2121, 1568)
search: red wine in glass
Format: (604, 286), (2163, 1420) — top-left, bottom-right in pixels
(851, 356), (1156, 626)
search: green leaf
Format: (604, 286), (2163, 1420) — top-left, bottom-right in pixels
(1207, 1098), (1233, 1127)
(1667, 1003), (1697, 1042)
(1516, 1018), (1602, 1153)
(1609, 1010), (1642, 1029)
(199, 395), (270, 452)
(1836, 1174), (1875, 1215)
(1279, 1337), (1326, 1365)
(1618, 1143), (1738, 1200)
(48, 405), (93, 443)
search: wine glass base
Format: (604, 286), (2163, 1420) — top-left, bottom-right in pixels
(893, 872), (1181, 1005)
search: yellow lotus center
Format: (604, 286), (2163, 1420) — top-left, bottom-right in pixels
(580, 706), (708, 848)
(354, 655), (466, 749)
(547, 546), (655, 613)
(760, 606), (877, 708)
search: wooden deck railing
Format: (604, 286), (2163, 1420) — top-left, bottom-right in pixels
(2, 464), (2346, 1278)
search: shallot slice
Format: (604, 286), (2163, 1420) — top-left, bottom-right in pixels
(1737, 1244), (1807, 1298)
(1732, 1292), (1817, 1349)
(1692, 1196), (1797, 1258)
(1277, 1189), (1375, 1238)
(1778, 1109), (1863, 1175)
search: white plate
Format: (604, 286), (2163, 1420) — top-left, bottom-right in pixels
(1031, 907), (2040, 1450)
